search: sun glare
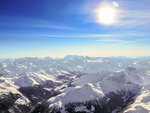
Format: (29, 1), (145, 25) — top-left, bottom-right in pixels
(95, 2), (119, 25)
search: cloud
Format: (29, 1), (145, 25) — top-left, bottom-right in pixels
(32, 24), (80, 30)
(38, 31), (150, 40)
(115, 1), (150, 29)
(96, 39), (125, 42)
(0, 16), (80, 31)
(38, 34), (113, 38)
(115, 10), (150, 29)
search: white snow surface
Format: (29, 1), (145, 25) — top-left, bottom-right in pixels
(124, 85), (150, 113)
(0, 56), (150, 113)
(48, 83), (104, 109)
(0, 56), (142, 78)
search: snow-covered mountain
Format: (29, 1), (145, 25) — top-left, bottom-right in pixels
(0, 55), (150, 113)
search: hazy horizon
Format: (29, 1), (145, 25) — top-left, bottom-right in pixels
(1, 54), (150, 60)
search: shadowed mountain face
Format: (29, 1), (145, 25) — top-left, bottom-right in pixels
(0, 92), (32, 113)
(0, 56), (150, 113)
(45, 90), (138, 113)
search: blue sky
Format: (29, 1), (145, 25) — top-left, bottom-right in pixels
(0, 0), (150, 58)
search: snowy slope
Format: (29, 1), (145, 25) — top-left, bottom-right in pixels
(0, 76), (32, 113)
(46, 59), (150, 112)
(12, 72), (60, 87)
(47, 83), (104, 112)
(0, 56), (139, 88)
(123, 85), (150, 113)
(0, 56), (150, 113)
(0, 56), (138, 78)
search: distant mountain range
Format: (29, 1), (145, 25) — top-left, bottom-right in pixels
(0, 55), (150, 113)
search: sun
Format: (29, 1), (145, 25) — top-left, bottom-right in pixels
(98, 7), (116, 25)
(95, 2), (119, 25)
